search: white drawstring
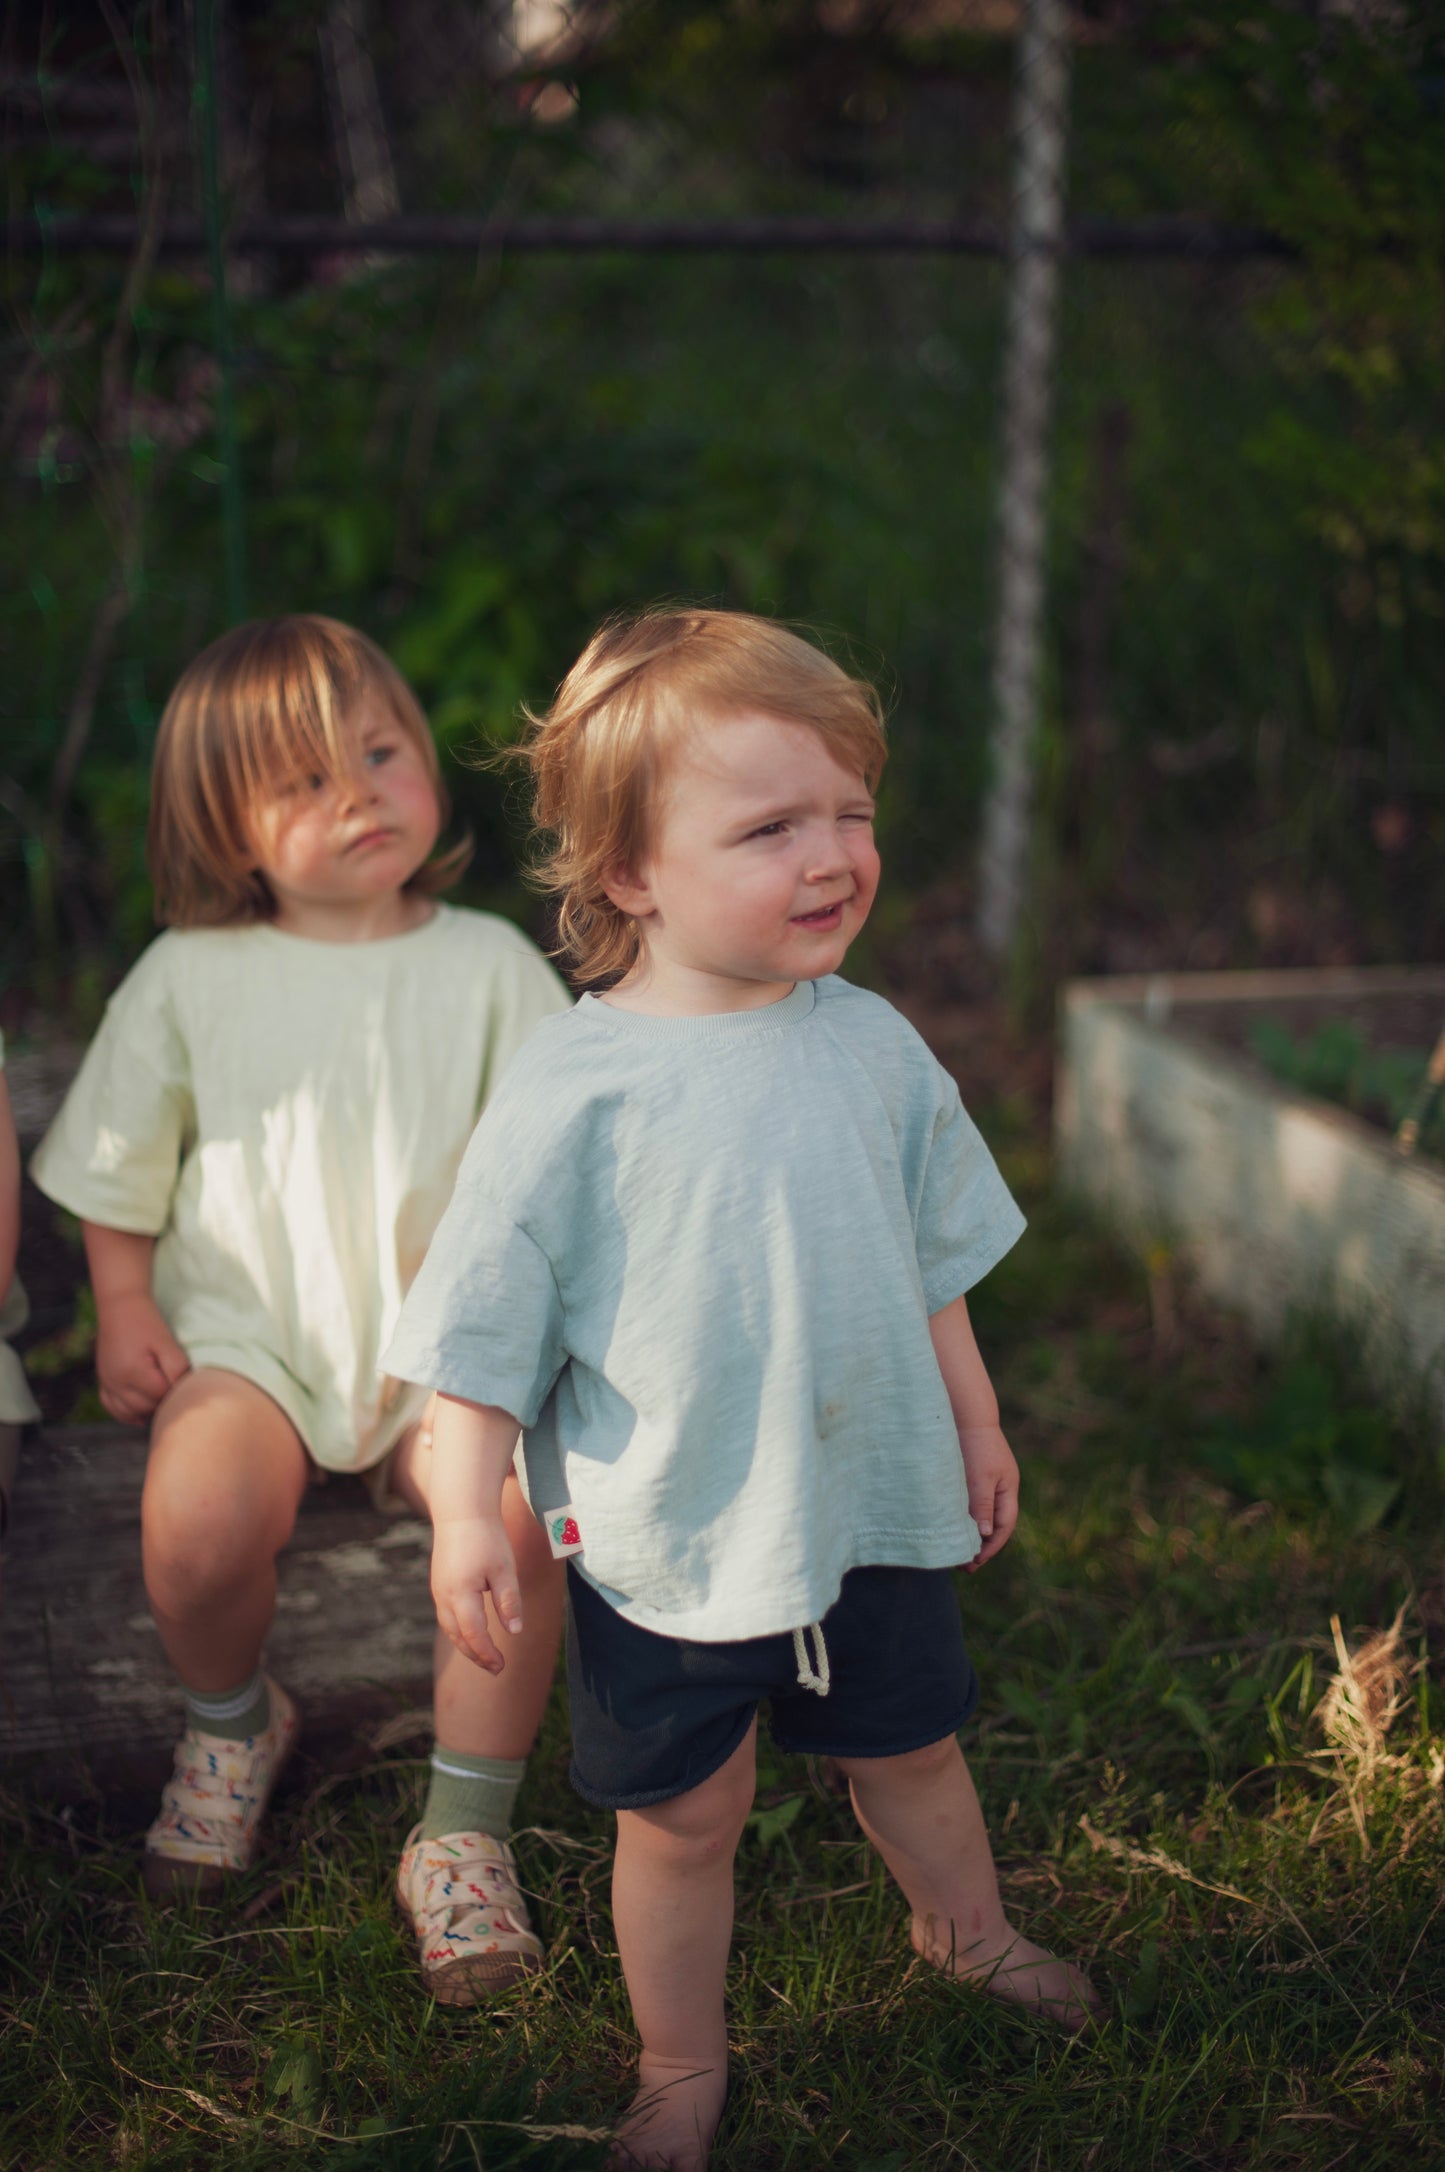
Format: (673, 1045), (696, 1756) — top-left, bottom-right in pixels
(791, 1621), (831, 1697)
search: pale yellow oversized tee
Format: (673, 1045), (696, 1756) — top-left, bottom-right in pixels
(31, 908), (570, 1471)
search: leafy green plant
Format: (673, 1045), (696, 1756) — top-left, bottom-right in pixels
(1248, 1016), (1443, 1157)
(1202, 1355), (1407, 1534)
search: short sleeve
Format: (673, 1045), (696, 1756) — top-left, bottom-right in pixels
(383, 1187), (566, 1427)
(914, 1078), (1026, 1313)
(29, 946), (193, 1235)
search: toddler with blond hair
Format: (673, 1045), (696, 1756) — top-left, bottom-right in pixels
(33, 616), (569, 1998)
(387, 607), (1098, 2169)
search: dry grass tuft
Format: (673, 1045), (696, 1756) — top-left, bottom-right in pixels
(1310, 1607), (1443, 1851)
(1316, 1607), (1415, 1774)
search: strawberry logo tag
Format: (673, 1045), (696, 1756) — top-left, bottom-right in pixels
(545, 1506), (584, 1558)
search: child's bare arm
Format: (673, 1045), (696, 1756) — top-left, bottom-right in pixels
(83, 1222), (191, 1424)
(0, 1072), (19, 1304)
(428, 1391), (528, 1674)
(928, 1290), (1019, 1569)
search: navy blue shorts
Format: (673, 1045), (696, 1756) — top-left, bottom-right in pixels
(565, 1561), (979, 1810)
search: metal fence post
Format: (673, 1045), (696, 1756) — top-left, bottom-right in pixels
(976, 0), (1071, 964)
(195, 0), (248, 625)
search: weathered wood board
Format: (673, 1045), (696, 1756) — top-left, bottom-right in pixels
(1056, 967), (1445, 1430)
(0, 1424), (435, 1790)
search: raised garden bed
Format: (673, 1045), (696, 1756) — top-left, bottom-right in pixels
(1055, 966), (1445, 1434)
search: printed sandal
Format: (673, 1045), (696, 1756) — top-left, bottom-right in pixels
(396, 1824), (544, 2003)
(142, 1677), (300, 1900)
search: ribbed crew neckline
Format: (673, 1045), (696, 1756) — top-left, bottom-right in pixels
(576, 978), (818, 1042)
(249, 904), (446, 955)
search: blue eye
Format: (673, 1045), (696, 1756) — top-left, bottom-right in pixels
(365, 743), (394, 768)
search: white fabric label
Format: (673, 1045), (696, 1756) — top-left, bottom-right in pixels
(543, 1504), (584, 1558)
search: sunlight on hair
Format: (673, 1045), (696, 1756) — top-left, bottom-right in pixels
(520, 607), (887, 984)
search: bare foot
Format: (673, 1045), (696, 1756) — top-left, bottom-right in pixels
(913, 1915), (1103, 2033)
(607, 2051), (728, 2171)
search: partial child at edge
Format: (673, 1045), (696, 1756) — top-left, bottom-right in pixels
(0, 1032), (42, 1582)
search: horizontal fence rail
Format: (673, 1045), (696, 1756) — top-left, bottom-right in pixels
(10, 212), (1294, 259)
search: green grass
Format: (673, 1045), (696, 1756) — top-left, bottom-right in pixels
(4, 1166), (1444, 2170)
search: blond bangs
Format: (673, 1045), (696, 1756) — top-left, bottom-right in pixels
(232, 649), (366, 802)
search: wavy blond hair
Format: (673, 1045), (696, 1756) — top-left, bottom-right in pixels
(521, 607), (887, 984)
(147, 614), (468, 927)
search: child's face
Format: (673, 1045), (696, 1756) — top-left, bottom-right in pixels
(247, 691), (441, 939)
(610, 712), (880, 1010)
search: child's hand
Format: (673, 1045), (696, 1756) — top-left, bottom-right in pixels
(928, 1294), (1017, 1569)
(958, 1423), (1019, 1570)
(95, 1290), (191, 1424)
(431, 1513), (524, 1674)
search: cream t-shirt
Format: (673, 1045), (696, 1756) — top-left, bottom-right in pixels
(31, 908), (570, 1470)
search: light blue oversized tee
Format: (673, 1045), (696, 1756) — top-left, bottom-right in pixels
(385, 976), (1025, 1641)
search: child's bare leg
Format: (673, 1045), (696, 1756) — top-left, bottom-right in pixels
(0, 1419), (18, 1603)
(139, 1370), (310, 1895)
(838, 1735), (1099, 2030)
(142, 1368), (310, 1688)
(389, 1427), (565, 1998)
(607, 1722), (756, 2171)
(428, 1483), (563, 1755)
(392, 1427), (565, 1757)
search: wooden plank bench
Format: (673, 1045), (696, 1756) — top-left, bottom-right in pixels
(0, 1424), (436, 1797)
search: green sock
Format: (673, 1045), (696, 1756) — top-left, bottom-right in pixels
(184, 1671), (270, 1742)
(419, 1747), (526, 1842)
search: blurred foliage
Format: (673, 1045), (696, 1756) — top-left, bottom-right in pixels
(1248, 1014), (1445, 1159)
(1, 0), (1442, 1011)
(1201, 1355), (1410, 1537)
(1168, 2), (1445, 594)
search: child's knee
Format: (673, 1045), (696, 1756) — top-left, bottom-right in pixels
(622, 1746), (756, 1868)
(141, 1443), (298, 1607)
(838, 1732), (961, 1791)
(623, 1800), (744, 1875)
(142, 1494), (265, 1612)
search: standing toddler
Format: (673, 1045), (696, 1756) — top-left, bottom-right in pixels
(33, 616), (569, 2000)
(386, 608), (1098, 2167)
